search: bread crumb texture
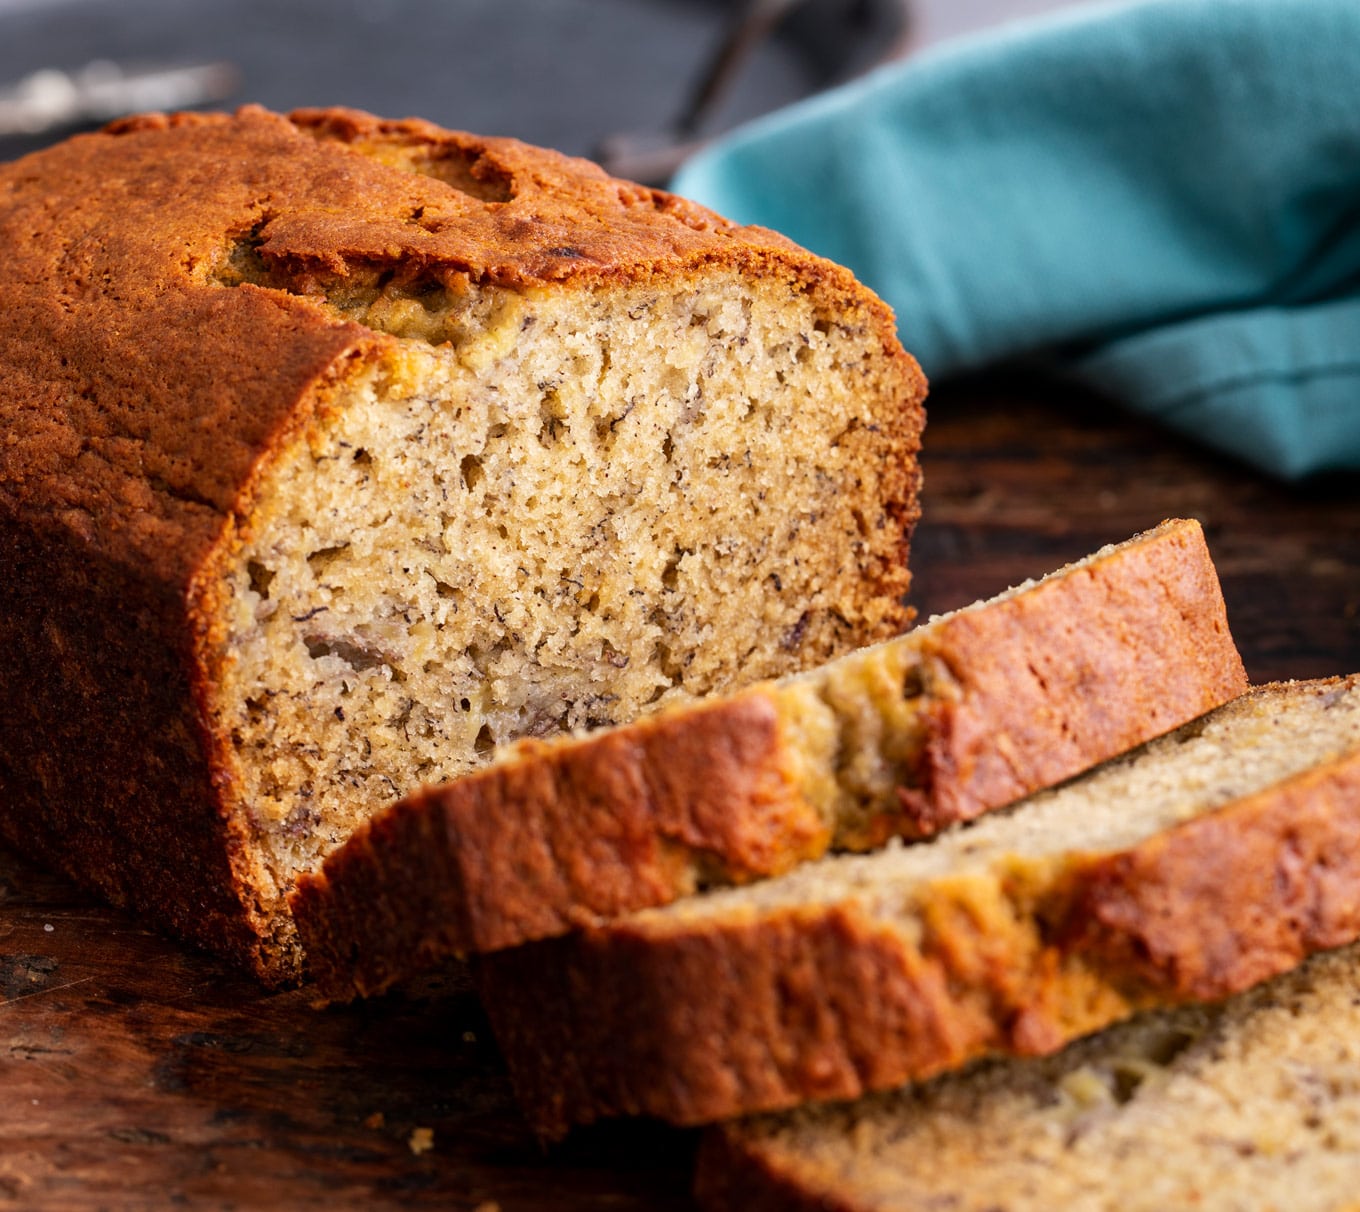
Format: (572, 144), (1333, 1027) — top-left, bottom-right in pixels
(220, 266), (910, 906)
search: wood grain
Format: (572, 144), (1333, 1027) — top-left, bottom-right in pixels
(1, 382), (1356, 1209)
(910, 380), (1360, 683)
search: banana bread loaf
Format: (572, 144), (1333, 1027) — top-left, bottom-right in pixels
(295, 518), (1246, 999)
(697, 939), (1360, 1212)
(478, 676), (1360, 1135)
(0, 105), (925, 983)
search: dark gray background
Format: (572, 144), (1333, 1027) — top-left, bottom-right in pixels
(0, 0), (1089, 166)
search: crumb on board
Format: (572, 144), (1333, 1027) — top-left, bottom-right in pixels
(408, 1126), (434, 1155)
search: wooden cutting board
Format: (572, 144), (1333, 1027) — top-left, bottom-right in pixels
(2, 381), (1357, 1210)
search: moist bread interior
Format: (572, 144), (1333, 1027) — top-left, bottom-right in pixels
(212, 263), (911, 910)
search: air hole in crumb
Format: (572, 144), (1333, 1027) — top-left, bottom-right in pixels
(661, 433), (675, 462)
(1141, 1026), (1199, 1067)
(902, 665), (925, 699)
(1109, 1065), (1145, 1105)
(460, 697), (471, 712)
(460, 454), (484, 491)
(469, 638), (510, 667)
(538, 389), (567, 446)
(304, 635), (389, 673)
(655, 641), (684, 683)
(353, 448), (373, 467)
(1176, 718), (1210, 743)
(247, 560), (275, 599)
(307, 544), (349, 578)
(661, 550), (685, 591)
(474, 724), (495, 755)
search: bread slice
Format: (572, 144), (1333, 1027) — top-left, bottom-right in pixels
(478, 676), (1360, 1136)
(0, 106), (925, 983)
(696, 940), (1360, 1212)
(293, 518), (1246, 998)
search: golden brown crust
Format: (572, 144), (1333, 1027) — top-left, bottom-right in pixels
(292, 692), (829, 997)
(883, 517), (1247, 838)
(0, 523), (272, 972)
(476, 687), (1360, 1135)
(1055, 751), (1360, 999)
(0, 105), (917, 982)
(477, 888), (1130, 1136)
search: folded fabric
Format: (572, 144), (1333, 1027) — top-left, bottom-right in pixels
(671, 0), (1360, 478)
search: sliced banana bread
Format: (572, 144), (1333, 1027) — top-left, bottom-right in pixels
(478, 676), (1360, 1135)
(697, 940), (1360, 1212)
(0, 105), (925, 983)
(294, 518), (1246, 998)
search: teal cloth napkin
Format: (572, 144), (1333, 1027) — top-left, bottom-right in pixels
(671, 0), (1360, 479)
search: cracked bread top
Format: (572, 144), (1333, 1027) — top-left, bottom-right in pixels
(0, 103), (914, 591)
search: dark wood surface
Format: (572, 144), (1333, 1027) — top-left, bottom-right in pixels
(2, 384), (1357, 1210)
